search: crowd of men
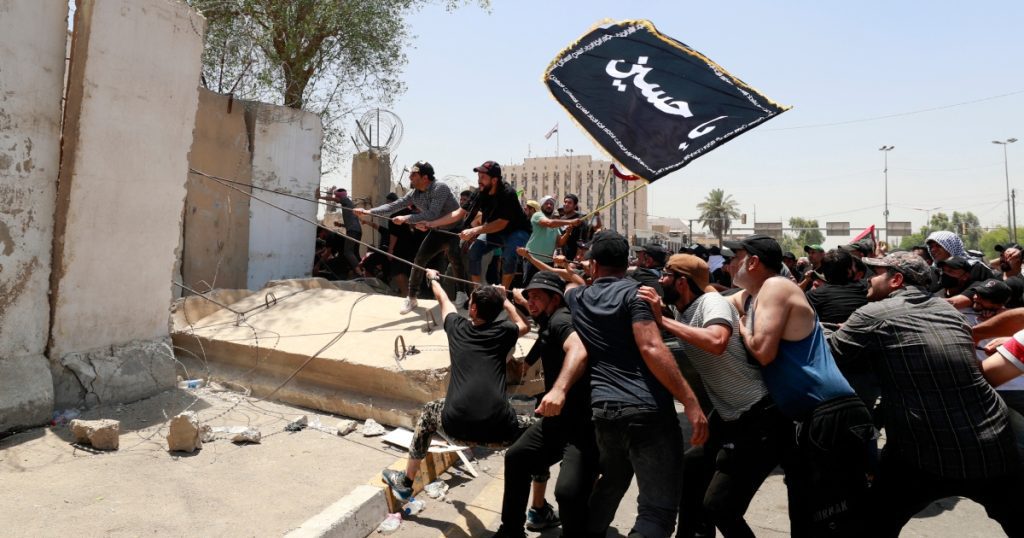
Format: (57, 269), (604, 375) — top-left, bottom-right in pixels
(319, 162), (1024, 537)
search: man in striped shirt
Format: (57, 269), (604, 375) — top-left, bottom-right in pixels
(638, 253), (792, 538)
(828, 251), (1024, 536)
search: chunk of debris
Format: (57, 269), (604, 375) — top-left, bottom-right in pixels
(200, 424), (215, 443)
(284, 415), (308, 432)
(167, 411), (202, 453)
(336, 419), (357, 436)
(69, 419), (120, 451)
(231, 427), (261, 444)
(361, 418), (386, 437)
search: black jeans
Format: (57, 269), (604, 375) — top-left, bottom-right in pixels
(588, 405), (683, 538)
(342, 228), (362, 271)
(409, 229), (466, 298)
(872, 450), (1024, 537)
(784, 395), (875, 538)
(678, 398), (794, 538)
(501, 414), (599, 534)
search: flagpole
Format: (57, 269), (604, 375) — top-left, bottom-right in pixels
(582, 179), (649, 221)
(556, 125), (560, 156)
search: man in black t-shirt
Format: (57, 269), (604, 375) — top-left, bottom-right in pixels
(420, 161), (532, 289)
(807, 249), (868, 325)
(556, 194), (591, 262)
(381, 269), (534, 501)
(564, 230), (708, 537)
(494, 272), (598, 538)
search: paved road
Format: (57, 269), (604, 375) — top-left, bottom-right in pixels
(387, 410), (1004, 537)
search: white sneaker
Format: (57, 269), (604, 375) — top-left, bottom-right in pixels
(399, 297), (418, 315)
(455, 291), (469, 308)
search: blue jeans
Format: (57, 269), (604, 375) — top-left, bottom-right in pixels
(468, 229), (529, 279)
(588, 405), (683, 538)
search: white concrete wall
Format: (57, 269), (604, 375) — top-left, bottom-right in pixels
(245, 103), (322, 290)
(0, 0), (67, 429)
(48, 0), (205, 405)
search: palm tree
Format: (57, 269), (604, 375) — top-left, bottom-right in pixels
(697, 188), (741, 246)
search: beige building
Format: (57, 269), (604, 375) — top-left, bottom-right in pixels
(503, 155), (648, 240)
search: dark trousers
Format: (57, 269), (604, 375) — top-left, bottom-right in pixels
(588, 406), (683, 538)
(784, 395), (875, 538)
(678, 399), (794, 538)
(501, 415), (599, 534)
(409, 229), (466, 298)
(872, 450), (1024, 537)
(342, 229), (362, 271)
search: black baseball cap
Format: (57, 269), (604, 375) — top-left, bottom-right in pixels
(524, 271), (566, 297)
(585, 230), (630, 268)
(936, 256), (971, 272)
(632, 243), (668, 265)
(723, 235), (784, 273)
(973, 279), (1012, 304)
(473, 160), (502, 178)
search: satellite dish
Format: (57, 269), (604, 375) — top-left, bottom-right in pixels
(355, 109), (403, 153)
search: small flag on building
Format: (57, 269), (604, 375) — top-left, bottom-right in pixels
(544, 20), (790, 182)
(544, 123), (559, 140)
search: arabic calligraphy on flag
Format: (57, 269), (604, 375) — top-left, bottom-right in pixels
(544, 20), (790, 182)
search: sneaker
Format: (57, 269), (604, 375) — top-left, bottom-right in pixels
(399, 297), (418, 315)
(526, 501), (561, 531)
(455, 291), (469, 308)
(490, 525), (526, 538)
(381, 469), (413, 500)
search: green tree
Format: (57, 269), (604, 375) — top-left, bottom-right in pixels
(896, 211), (983, 251)
(788, 217), (824, 247)
(189, 0), (488, 170)
(697, 188), (741, 246)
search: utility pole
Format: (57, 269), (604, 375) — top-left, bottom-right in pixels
(993, 138), (1018, 243)
(879, 145), (895, 245)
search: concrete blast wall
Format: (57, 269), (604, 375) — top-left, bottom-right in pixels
(48, 0), (206, 408)
(182, 89), (252, 292)
(0, 0), (68, 429)
(351, 151), (392, 255)
(245, 103), (322, 290)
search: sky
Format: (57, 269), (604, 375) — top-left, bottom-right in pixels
(325, 0), (1024, 248)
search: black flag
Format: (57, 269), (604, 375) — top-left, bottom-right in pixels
(544, 20), (789, 182)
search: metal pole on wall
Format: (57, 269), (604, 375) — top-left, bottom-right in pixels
(879, 145), (895, 245)
(994, 138), (1018, 243)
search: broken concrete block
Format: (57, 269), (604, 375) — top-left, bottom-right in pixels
(336, 419), (357, 436)
(200, 424), (215, 443)
(167, 411), (202, 453)
(69, 419), (120, 450)
(231, 428), (261, 444)
(361, 418), (385, 437)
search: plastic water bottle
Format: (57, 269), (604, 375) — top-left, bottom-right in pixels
(376, 512), (402, 534)
(403, 497), (425, 517)
(177, 379), (204, 389)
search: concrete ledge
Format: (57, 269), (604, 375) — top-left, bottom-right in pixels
(284, 485), (387, 538)
(0, 355), (55, 432)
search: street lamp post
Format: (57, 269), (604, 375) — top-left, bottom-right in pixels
(879, 145), (895, 245)
(993, 138), (1018, 243)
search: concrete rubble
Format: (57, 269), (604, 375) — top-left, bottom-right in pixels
(336, 419), (358, 436)
(69, 419), (120, 450)
(167, 411), (202, 453)
(361, 419), (386, 437)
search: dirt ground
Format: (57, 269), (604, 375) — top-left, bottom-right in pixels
(0, 386), (402, 537)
